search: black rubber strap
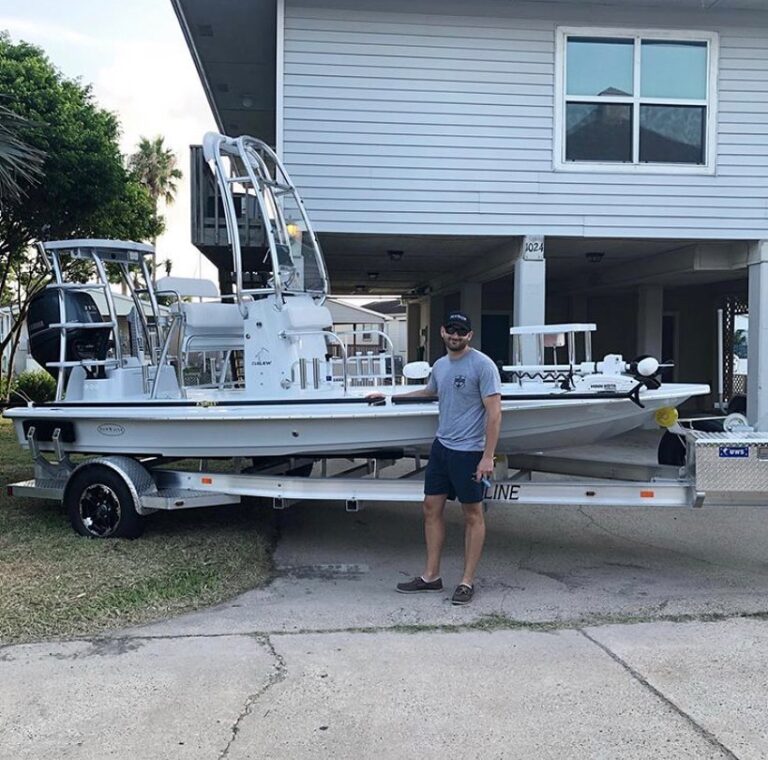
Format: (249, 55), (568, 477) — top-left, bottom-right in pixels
(391, 385), (645, 408)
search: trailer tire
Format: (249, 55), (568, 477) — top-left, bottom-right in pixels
(657, 431), (686, 467)
(65, 465), (144, 539)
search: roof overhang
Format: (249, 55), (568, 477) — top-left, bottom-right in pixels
(172, 0), (766, 147)
(326, 298), (390, 324)
(534, 0), (766, 8)
(171, 0), (277, 144)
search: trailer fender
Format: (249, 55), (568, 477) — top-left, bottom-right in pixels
(63, 456), (158, 539)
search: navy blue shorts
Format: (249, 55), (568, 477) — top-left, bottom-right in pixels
(424, 439), (485, 504)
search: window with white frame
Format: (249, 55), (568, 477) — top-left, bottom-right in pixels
(556, 29), (718, 171)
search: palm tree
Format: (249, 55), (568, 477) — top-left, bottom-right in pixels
(0, 104), (45, 202)
(128, 136), (182, 282)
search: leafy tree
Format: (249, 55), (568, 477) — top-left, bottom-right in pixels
(0, 33), (161, 396)
(128, 135), (182, 281)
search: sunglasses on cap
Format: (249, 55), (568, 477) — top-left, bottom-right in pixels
(445, 325), (469, 336)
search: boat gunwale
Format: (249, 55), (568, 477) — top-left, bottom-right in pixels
(2, 384), (709, 423)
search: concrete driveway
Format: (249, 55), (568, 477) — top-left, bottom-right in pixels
(3, 432), (768, 758)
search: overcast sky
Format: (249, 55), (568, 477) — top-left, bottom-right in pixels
(1, 0), (218, 280)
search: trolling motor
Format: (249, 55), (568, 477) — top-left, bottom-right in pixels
(629, 356), (663, 389)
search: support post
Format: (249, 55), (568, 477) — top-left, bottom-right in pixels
(406, 301), (421, 363)
(513, 236), (546, 364)
(460, 282), (483, 351)
(636, 285), (663, 360)
(418, 297), (431, 363)
(748, 241), (768, 431)
(428, 294), (445, 363)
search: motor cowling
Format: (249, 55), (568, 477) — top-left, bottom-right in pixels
(27, 288), (110, 379)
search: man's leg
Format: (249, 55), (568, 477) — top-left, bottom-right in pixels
(422, 494), (448, 581)
(460, 501), (486, 587)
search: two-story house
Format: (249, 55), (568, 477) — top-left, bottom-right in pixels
(174, 0), (768, 423)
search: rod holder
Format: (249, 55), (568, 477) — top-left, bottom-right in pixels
(299, 358), (307, 389)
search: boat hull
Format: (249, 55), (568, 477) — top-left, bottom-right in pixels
(5, 384), (708, 458)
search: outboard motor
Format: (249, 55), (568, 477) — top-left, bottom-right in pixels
(27, 288), (110, 379)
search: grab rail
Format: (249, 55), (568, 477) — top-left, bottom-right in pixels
(332, 329), (396, 387)
(151, 312), (183, 399)
(39, 240), (163, 402)
(44, 245), (124, 401)
(279, 328), (395, 392)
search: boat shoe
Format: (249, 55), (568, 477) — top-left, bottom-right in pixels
(396, 576), (443, 593)
(451, 584), (474, 605)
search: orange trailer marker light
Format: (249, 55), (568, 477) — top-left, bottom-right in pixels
(640, 490), (654, 498)
(201, 477), (213, 485)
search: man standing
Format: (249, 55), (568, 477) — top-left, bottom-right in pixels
(395, 311), (502, 605)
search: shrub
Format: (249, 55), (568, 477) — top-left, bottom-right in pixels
(11, 370), (56, 404)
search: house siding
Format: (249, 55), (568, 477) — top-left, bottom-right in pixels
(282, 0), (768, 238)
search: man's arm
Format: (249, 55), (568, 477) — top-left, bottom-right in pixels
(368, 367), (437, 402)
(475, 393), (502, 481)
(393, 387), (436, 399)
(367, 386), (436, 403)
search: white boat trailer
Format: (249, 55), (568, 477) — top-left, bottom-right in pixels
(8, 420), (768, 538)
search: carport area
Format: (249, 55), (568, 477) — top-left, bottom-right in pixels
(321, 231), (755, 418)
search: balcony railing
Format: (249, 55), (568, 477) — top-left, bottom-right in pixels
(189, 145), (266, 251)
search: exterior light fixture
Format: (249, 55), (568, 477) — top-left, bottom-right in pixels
(286, 222), (302, 241)
(585, 251), (604, 264)
(241, 95), (254, 108)
(368, 272), (379, 280)
(387, 250), (404, 262)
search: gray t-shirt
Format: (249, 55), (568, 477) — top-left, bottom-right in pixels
(425, 348), (502, 452)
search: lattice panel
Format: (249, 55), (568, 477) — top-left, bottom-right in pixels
(722, 295), (748, 404)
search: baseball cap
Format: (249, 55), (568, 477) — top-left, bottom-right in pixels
(443, 311), (472, 331)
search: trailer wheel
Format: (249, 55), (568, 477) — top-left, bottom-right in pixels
(657, 431), (686, 467)
(65, 465), (144, 539)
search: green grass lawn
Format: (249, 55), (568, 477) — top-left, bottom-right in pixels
(0, 418), (274, 644)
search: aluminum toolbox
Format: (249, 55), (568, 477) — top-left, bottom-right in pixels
(695, 432), (768, 496)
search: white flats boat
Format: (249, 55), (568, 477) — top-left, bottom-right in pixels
(4, 133), (708, 459)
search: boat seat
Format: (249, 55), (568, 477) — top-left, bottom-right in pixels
(283, 302), (333, 331)
(154, 276), (245, 354)
(179, 302), (244, 353)
(156, 276), (220, 299)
